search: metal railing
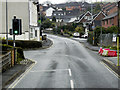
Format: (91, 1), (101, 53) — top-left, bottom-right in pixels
(0, 51), (11, 72)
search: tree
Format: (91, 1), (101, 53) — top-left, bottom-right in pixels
(94, 26), (106, 45)
(50, 23), (55, 28)
(75, 26), (84, 36)
(41, 18), (52, 29)
(106, 26), (118, 34)
(41, 15), (46, 22)
(94, 4), (101, 13)
(52, 16), (56, 22)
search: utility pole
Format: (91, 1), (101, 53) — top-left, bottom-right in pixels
(6, 0), (8, 45)
(39, 4), (42, 40)
(100, 0), (103, 48)
(91, 0), (94, 45)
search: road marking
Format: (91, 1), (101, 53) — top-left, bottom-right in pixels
(100, 61), (120, 79)
(68, 69), (72, 76)
(30, 69), (69, 72)
(103, 58), (115, 65)
(7, 60), (36, 89)
(70, 80), (74, 90)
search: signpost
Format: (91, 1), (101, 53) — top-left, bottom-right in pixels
(117, 1), (120, 66)
(92, 24), (95, 45)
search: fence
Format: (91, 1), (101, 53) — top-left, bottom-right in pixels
(99, 34), (117, 46)
(0, 49), (16, 72)
(0, 51), (11, 72)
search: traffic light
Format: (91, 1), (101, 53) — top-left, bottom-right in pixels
(10, 29), (13, 35)
(12, 18), (22, 35)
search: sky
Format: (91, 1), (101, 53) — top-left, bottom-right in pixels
(39, 0), (116, 4)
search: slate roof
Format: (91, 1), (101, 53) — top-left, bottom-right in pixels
(55, 2), (90, 8)
(103, 12), (118, 20)
(52, 9), (80, 17)
(105, 4), (117, 12)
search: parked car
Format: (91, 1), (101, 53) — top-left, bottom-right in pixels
(73, 32), (80, 37)
(81, 34), (88, 38)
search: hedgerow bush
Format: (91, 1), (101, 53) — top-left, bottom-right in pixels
(2, 40), (42, 49)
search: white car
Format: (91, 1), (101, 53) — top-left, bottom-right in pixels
(73, 32), (80, 37)
(81, 34), (88, 38)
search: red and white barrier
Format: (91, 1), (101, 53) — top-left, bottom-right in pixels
(98, 48), (117, 57)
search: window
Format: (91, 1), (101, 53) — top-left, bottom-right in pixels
(84, 16), (87, 19)
(31, 28), (33, 32)
(88, 16), (92, 20)
(54, 14), (56, 16)
(30, 33), (33, 38)
(110, 18), (113, 25)
(35, 30), (37, 37)
(103, 21), (105, 25)
(106, 20), (108, 25)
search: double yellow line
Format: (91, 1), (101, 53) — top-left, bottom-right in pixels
(101, 61), (120, 79)
(7, 60), (36, 89)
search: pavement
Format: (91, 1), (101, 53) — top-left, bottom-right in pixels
(72, 37), (120, 78)
(42, 38), (53, 49)
(2, 38), (53, 89)
(2, 59), (33, 88)
(71, 37), (99, 51)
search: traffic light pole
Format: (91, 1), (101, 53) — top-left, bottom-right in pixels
(13, 34), (16, 65)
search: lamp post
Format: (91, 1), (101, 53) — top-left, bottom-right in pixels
(6, 0), (8, 45)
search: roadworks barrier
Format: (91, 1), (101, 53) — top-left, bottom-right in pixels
(99, 48), (117, 57)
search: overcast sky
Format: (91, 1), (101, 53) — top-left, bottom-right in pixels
(39, 0), (116, 4)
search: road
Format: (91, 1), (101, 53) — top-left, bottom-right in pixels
(9, 34), (119, 89)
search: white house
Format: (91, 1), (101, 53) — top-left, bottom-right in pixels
(29, 0), (40, 41)
(0, 0), (40, 41)
(45, 7), (55, 16)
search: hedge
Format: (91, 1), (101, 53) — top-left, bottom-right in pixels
(1, 40), (42, 63)
(2, 40), (42, 49)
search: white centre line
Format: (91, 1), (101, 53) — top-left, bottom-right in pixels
(68, 69), (72, 76)
(70, 80), (74, 90)
(30, 69), (69, 72)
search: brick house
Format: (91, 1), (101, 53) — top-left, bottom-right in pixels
(102, 12), (118, 28)
(91, 11), (106, 27)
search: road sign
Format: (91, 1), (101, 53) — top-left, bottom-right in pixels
(92, 26), (95, 30)
(38, 20), (41, 24)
